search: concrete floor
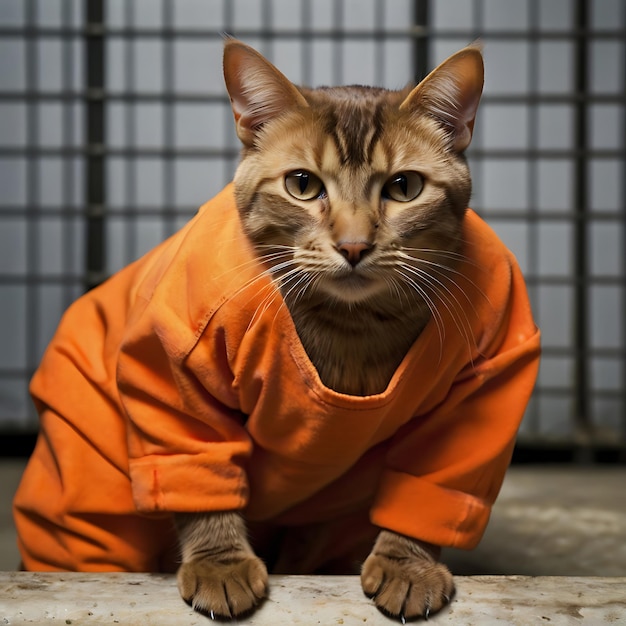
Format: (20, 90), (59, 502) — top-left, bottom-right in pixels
(2, 572), (626, 624)
(1, 460), (625, 576)
(1, 460), (24, 571)
(444, 465), (626, 577)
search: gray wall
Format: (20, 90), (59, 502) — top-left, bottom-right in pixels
(0, 0), (624, 448)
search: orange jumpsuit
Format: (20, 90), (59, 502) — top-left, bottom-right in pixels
(14, 184), (540, 573)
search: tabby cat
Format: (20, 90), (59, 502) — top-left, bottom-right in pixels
(175, 39), (484, 621)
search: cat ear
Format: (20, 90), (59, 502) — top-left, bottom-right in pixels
(400, 43), (484, 152)
(223, 39), (309, 147)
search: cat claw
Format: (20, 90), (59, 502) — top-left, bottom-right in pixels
(400, 614), (406, 625)
(424, 606), (430, 620)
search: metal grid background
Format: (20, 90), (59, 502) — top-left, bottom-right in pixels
(0, 0), (624, 460)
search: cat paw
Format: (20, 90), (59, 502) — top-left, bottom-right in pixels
(361, 539), (454, 622)
(177, 554), (269, 619)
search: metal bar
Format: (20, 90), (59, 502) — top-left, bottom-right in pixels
(122, 0), (137, 272)
(0, 272), (622, 288)
(525, 0), (541, 437)
(301, 0), (313, 87)
(162, 0), (176, 241)
(2, 205), (624, 222)
(331, 0), (344, 85)
(22, 263), (626, 289)
(84, 0), (107, 289)
(572, 0), (592, 455)
(373, 0), (385, 86)
(222, 0), (239, 180)
(469, 0), (484, 231)
(5, 91), (626, 105)
(1, 26), (625, 41)
(24, 0), (39, 427)
(412, 0), (429, 82)
(260, 0), (273, 59)
(62, 0), (77, 307)
(5, 146), (626, 160)
(618, 3), (626, 454)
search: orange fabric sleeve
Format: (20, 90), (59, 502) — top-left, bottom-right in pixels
(371, 256), (541, 549)
(117, 279), (255, 513)
(14, 417), (178, 572)
(118, 315), (254, 514)
(14, 271), (181, 571)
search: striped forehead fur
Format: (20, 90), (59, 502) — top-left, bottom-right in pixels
(303, 86), (406, 168)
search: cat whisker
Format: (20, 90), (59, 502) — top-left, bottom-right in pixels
(399, 250), (491, 312)
(248, 267), (312, 329)
(409, 259), (485, 321)
(248, 268), (300, 331)
(253, 243), (298, 252)
(394, 268), (446, 363)
(221, 256), (303, 332)
(244, 261), (317, 333)
(211, 248), (294, 285)
(410, 259), (489, 354)
(245, 282), (284, 333)
(381, 273), (410, 308)
(267, 267), (323, 326)
(399, 262), (475, 347)
(400, 246), (478, 267)
(246, 277), (284, 324)
(280, 268), (319, 307)
(241, 249), (331, 331)
(398, 253), (482, 322)
(399, 262), (478, 366)
(379, 256), (426, 307)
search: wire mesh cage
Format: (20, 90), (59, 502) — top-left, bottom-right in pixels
(0, 0), (624, 459)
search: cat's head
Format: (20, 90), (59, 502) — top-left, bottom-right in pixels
(223, 39), (483, 308)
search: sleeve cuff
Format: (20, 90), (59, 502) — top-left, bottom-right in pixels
(370, 470), (491, 550)
(129, 453), (249, 514)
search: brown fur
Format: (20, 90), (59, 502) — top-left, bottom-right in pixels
(176, 39), (484, 621)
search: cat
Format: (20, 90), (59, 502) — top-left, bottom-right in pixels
(14, 36), (540, 625)
(175, 38), (482, 621)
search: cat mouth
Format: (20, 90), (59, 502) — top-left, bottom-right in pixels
(330, 262), (372, 281)
(322, 270), (384, 302)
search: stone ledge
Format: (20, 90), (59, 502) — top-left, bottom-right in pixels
(1, 573), (624, 625)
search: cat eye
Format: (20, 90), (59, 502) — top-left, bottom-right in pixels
(285, 170), (325, 200)
(382, 171), (424, 202)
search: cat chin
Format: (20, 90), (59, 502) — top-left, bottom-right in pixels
(318, 275), (386, 305)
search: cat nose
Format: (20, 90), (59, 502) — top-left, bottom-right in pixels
(337, 241), (373, 267)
